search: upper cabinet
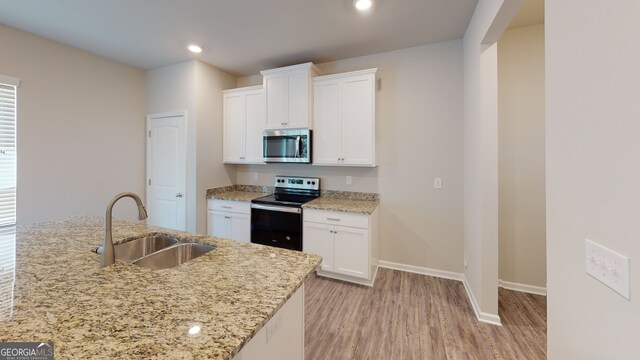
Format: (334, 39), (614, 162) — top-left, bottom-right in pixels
(261, 63), (321, 129)
(223, 86), (265, 164)
(313, 69), (377, 167)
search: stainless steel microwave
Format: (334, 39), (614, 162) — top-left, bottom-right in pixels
(263, 128), (312, 163)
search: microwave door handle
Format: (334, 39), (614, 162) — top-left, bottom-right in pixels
(295, 136), (301, 158)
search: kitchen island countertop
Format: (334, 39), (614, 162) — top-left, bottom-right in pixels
(0, 216), (320, 359)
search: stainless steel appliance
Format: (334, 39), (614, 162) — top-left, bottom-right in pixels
(263, 128), (312, 163)
(251, 176), (320, 251)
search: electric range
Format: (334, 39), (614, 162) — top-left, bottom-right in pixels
(250, 176), (320, 251)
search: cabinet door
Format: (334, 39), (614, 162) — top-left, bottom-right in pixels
(303, 222), (334, 272)
(333, 226), (369, 279)
(229, 213), (251, 243)
(265, 75), (287, 129)
(244, 90), (265, 163)
(223, 93), (246, 163)
(287, 71), (309, 128)
(340, 75), (375, 166)
(209, 210), (231, 239)
(313, 80), (340, 165)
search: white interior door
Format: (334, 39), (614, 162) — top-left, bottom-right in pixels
(147, 113), (186, 231)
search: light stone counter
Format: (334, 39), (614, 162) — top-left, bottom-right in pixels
(207, 190), (269, 202)
(205, 185), (379, 214)
(0, 216), (320, 359)
(302, 197), (379, 215)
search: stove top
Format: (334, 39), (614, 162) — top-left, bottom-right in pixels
(251, 176), (321, 208)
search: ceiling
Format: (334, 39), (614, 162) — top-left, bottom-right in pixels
(508, 0), (544, 29)
(0, 0), (478, 76)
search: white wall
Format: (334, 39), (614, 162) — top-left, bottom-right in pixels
(237, 41), (466, 274)
(0, 24), (146, 224)
(498, 24), (546, 288)
(146, 60), (236, 234)
(546, 1), (640, 358)
(194, 61), (237, 234)
(462, 0), (522, 323)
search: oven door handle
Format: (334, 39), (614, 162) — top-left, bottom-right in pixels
(251, 203), (302, 214)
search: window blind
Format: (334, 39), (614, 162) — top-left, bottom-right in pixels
(0, 79), (16, 320)
(0, 83), (16, 226)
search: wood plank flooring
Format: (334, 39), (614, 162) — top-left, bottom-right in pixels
(305, 268), (546, 360)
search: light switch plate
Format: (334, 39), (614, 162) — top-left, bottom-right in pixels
(585, 238), (630, 300)
(433, 178), (442, 189)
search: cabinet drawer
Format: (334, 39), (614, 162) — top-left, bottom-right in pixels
(303, 209), (369, 229)
(208, 199), (251, 214)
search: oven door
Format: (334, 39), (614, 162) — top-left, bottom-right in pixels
(251, 204), (302, 251)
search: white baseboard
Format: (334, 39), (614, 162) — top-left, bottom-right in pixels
(378, 260), (501, 326)
(462, 276), (502, 326)
(378, 260), (464, 281)
(498, 279), (547, 296)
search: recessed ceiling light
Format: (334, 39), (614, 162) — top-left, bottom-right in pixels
(188, 325), (202, 336)
(188, 44), (203, 54)
(354, 0), (373, 11)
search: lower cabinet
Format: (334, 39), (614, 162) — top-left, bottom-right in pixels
(233, 285), (304, 360)
(303, 207), (379, 286)
(207, 199), (251, 242)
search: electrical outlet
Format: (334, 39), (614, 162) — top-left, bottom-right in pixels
(253, 172), (258, 181)
(585, 238), (630, 300)
(433, 178), (442, 189)
(346, 176), (352, 185)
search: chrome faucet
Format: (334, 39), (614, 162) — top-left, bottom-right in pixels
(101, 192), (148, 267)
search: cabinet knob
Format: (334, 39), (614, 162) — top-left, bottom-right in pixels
(175, 193), (183, 198)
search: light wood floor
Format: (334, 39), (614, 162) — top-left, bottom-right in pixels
(305, 268), (546, 360)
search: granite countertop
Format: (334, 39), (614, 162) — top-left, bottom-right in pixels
(206, 185), (379, 214)
(0, 216), (320, 359)
(302, 197), (379, 215)
(207, 190), (268, 202)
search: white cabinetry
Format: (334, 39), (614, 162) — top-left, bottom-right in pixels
(233, 285), (304, 360)
(261, 63), (320, 129)
(207, 199), (250, 242)
(313, 68), (377, 167)
(223, 86), (265, 164)
(303, 207), (379, 286)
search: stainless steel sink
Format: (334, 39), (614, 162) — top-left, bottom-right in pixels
(114, 235), (180, 262)
(132, 243), (215, 270)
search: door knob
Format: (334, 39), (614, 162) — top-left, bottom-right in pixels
(175, 193), (183, 198)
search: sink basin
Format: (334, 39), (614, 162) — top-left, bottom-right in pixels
(114, 235), (180, 262)
(132, 243), (215, 270)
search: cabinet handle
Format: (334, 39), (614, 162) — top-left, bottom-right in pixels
(326, 218), (341, 222)
(222, 206), (232, 209)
